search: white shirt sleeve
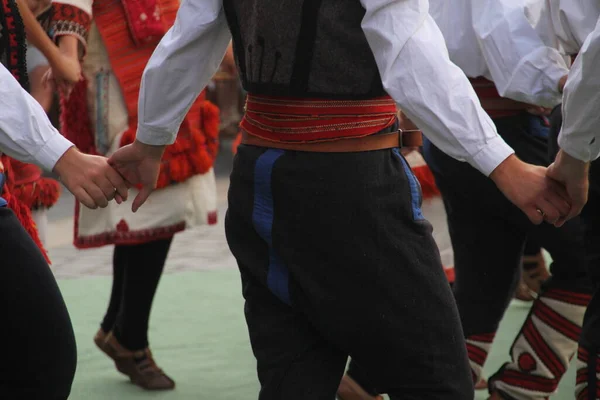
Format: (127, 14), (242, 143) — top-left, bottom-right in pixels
(360, 0), (513, 176)
(136, 0), (231, 146)
(0, 64), (73, 171)
(558, 16), (600, 162)
(471, 0), (568, 108)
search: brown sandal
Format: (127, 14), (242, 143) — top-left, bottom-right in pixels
(94, 329), (175, 390)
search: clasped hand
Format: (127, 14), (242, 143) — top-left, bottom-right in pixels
(53, 147), (129, 209)
(491, 154), (588, 227)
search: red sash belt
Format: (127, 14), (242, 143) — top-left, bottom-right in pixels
(470, 77), (530, 118)
(240, 94), (398, 143)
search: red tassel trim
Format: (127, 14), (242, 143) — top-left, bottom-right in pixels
(60, 78), (98, 156)
(120, 100), (220, 190)
(12, 178), (61, 209)
(0, 157), (50, 263)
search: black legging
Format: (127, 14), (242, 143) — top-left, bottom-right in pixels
(100, 237), (173, 351)
(0, 207), (76, 399)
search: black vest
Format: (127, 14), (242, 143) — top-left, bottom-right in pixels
(223, 0), (387, 99)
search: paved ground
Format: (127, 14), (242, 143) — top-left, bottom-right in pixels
(46, 143), (237, 279)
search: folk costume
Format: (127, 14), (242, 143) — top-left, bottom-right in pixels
(50, 0), (220, 248)
(133, 0), (530, 398)
(422, 0), (593, 398)
(48, 0), (219, 389)
(0, 0), (77, 395)
(541, 2), (600, 398)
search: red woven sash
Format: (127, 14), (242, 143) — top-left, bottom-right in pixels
(240, 94), (397, 143)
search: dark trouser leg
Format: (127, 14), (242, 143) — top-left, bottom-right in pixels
(432, 158), (526, 383)
(523, 240), (541, 256)
(346, 361), (380, 396)
(424, 113), (591, 399)
(0, 208), (77, 399)
(100, 246), (127, 333)
(226, 145), (472, 400)
(566, 103), (600, 399)
(576, 164), (600, 399)
(112, 238), (173, 351)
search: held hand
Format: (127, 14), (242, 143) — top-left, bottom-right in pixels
(559, 74), (568, 94)
(490, 155), (572, 227)
(53, 147), (129, 209)
(108, 140), (166, 213)
(547, 150), (590, 221)
(43, 54), (82, 97)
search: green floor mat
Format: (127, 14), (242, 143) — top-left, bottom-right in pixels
(57, 270), (575, 399)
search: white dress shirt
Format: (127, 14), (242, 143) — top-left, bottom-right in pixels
(0, 64), (73, 171)
(429, 0), (569, 108)
(137, 0), (516, 176)
(559, 15), (600, 162)
(547, 0), (600, 56)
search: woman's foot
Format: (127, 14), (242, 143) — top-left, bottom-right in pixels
(94, 330), (175, 390)
(94, 328), (120, 365)
(337, 375), (383, 400)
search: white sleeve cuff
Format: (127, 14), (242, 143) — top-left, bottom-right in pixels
(136, 125), (177, 146)
(469, 136), (515, 176)
(558, 130), (599, 162)
(33, 132), (74, 171)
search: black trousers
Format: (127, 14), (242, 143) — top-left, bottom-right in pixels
(100, 238), (173, 351)
(225, 145), (473, 400)
(423, 113), (592, 398)
(0, 207), (77, 399)
(548, 106), (600, 399)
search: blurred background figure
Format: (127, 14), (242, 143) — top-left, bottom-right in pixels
(43, 0), (221, 390)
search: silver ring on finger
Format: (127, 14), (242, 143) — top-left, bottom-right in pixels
(536, 208), (546, 218)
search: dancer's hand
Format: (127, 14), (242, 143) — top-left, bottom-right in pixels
(54, 147), (129, 209)
(490, 155), (572, 227)
(559, 74), (568, 93)
(108, 140), (165, 212)
(547, 150), (589, 222)
(43, 36), (82, 97)
(42, 54), (82, 97)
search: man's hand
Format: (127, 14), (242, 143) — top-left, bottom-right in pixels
(108, 140), (166, 213)
(490, 155), (572, 227)
(547, 149), (590, 221)
(53, 147), (129, 209)
(559, 74), (568, 94)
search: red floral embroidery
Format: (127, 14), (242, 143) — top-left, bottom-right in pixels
(51, 3), (92, 44)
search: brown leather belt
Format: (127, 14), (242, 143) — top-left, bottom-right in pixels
(241, 129), (422, 152)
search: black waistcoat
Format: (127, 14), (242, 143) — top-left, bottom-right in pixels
(223, 0), (387, 99)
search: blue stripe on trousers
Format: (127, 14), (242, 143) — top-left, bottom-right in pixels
(393, 148), (425, 221)
(252, 149), (291, 305)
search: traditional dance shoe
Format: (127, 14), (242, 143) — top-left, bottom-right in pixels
(475, 377), (488, 390)
(337, 375), (383, 400)
(96, 331), (175, 390)
(522, 252), (550, 294)
(94, 329), (120, 365)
